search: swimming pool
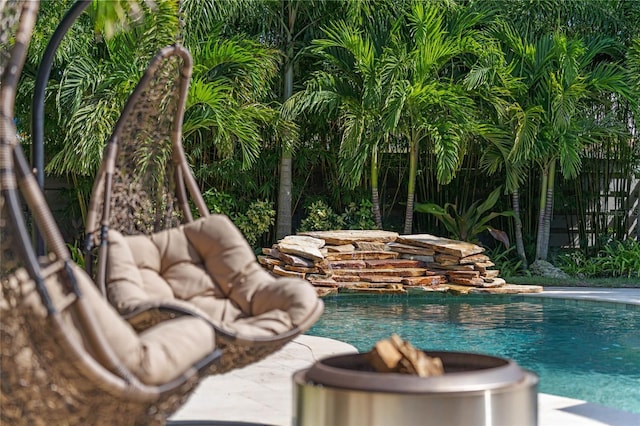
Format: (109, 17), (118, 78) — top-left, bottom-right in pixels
(307, 293), (640, 414)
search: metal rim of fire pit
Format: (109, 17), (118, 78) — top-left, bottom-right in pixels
(304, 351), (528, 394)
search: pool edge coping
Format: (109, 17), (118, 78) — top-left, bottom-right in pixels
(530, 286), (640, 307)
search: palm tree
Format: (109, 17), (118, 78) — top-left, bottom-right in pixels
(382, 1), (485, 234)
(36, 0), (292, 225)
(284, 19), (391, 229)
(492, 26), (636, 261)
(472, 22), (545, 270)
(479, 103), (543, 270)
(538, 34), (635, 260)
(474, 0), (640, 257)
(183, 33), (288, 187)
(473, 100), (542, 269)
(213, 0), (350, 238)
(473, 0), (640, 45)
(220, 0), (413, 237)
(44, 0), (179, 178)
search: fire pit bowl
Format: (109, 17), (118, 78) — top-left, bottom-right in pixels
(293, 351), (538, 426)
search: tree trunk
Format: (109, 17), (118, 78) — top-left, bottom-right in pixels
(371, 148), (383, 229)
(403, 138), (418, 235)
(540, 159), (556, 261)
(535, 163), (549, 260)
(275, 3), (295, 239)
(636, 178), (640, 241)
(511, 189), (528, 270)
(276, 152), (292, 239)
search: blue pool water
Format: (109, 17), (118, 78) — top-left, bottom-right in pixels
(307, 294), (640, 414)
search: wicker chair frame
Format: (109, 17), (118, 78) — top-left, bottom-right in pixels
(1, 2), (226, 424)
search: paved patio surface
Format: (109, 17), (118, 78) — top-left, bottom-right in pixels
(169, 288), (640, 426)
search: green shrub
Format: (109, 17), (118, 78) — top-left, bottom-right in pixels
(557, 239), (640, 278)
(199, 188), (235, 215)
(196, 189), (274, 249)
(594, 239), (640, 278)
(233, 200), (276, 248)
(486, 246), (525, 278)
(297, 200), (344, 232)
(297, 199), (377, 232)
(556, 251), (599, 278)
(340, 199), (376, 230)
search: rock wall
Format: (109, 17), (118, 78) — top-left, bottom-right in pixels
(259, 230), (542, 296)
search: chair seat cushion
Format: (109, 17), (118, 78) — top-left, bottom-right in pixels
(106, 214), (320, 338)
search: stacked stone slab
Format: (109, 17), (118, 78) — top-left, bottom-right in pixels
(393, 234), (508, 289)
(258, 230), (542, 296)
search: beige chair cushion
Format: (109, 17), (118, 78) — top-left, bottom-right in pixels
(106, 214), (320, 338)
(16, 262), (216, 386)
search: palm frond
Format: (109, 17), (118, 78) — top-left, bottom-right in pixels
(47, 98), (120, 176)
(508, 104), (543, 164)
(338, 110), (371, 188)
(587, 62), (635, 104)
(433, 129), (462, 184)
(558, 133), (583, 179)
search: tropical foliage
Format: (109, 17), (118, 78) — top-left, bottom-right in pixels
(14, 0), (640, 261)
(557, 239), (640, 279)
(415, 186), (515, 247)
(297, 199), (377, 233)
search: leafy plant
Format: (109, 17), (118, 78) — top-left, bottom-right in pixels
(485, 246), (525, 278)
(555, 250), (599, 278)
(595, 239), (640, 278)
(233, 200), (276, 249)
(67, 241), (85, 269)
(196, 189), (274, 249)
(199, 188), (235, 216)
(297, 200), (344, 232)
(340, 199), (377, 230)
(556, 239), (640, 279)
(415, 186), (515, 247)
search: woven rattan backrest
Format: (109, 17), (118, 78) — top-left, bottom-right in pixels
(86, 45), (209, 239)
(85, 45), (210, 293)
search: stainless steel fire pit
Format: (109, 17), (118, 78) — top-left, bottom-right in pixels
(293, 351), (538, 426)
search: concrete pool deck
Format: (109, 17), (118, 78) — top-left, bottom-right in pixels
(169, 287), (640, 426)
(524, 286), (640, 305)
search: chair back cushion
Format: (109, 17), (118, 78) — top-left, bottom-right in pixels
(107, 214), (322, 337)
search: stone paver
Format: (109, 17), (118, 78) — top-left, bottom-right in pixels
(169, 335), (356, 425)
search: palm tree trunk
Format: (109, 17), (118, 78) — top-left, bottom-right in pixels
(540, 159), (556, 261)
(276, 151), (292, 239)
(371, 148), (383, 229)
(637, 180), (640, 241)
(403, 137), (418, 235)
(535, 163), (549, 260)
(511, 189), (528, 270)
(275, 3), (295, 239)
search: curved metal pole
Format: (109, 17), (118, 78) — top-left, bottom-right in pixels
(31, 0), (91, 256)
